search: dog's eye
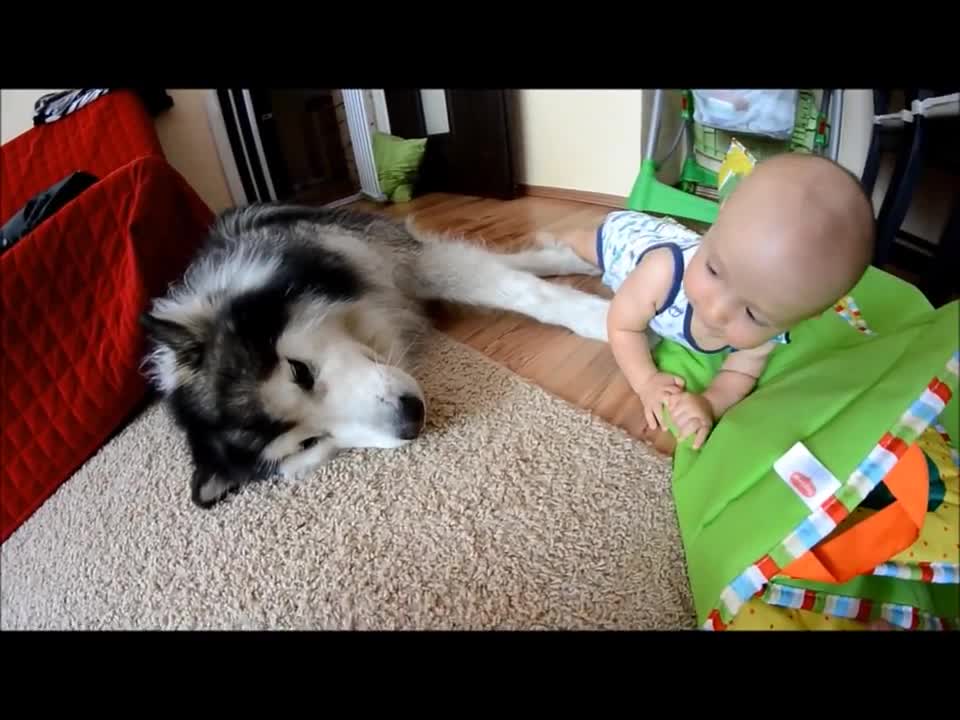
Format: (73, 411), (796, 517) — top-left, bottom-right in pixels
(300, 436), (321, 450)
(287, 359), (314, 391)
(359, 345), (380, 362)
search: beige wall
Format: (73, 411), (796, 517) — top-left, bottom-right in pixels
(153, 90), (232, 212)
(1, 88), (233, 213)
(511, 90), (647, 197)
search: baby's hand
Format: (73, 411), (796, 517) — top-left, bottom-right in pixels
(667, 392), (715, 450)
(638, 372), (686, 431)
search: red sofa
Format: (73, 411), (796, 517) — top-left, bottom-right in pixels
(1, 91), (215, 542)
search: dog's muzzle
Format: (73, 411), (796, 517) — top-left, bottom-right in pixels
(395, 393), (426, 440)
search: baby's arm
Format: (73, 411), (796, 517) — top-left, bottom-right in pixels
(702, 341), (775, 418)
(607, 248), (683, 429)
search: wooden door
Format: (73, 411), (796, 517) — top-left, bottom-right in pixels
(383, 89), (519, 200)
(248, 89), (359, 205)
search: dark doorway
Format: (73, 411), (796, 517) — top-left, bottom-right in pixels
(383, 89), (519, 200)
(247, 89), (361, 205)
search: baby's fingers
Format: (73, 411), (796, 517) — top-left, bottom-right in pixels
(661, 383), (683, 397)
(675, 415), (699, 440)
(670, 399), (695, 424)
(666, 392), (687, 411)
(644, 397), (666, 431)
(652, 402), (670, 431)
(692, 424), (710, 450)
(644, 403), (658, 432)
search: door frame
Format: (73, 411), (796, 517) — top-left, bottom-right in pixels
(204, 88), (387, 207)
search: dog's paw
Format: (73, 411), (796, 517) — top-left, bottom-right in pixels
(549, 245), (602, 276)
(565, 296), (610, 341)
(276, 457), (321, 483)
(277, 464), (317, 483)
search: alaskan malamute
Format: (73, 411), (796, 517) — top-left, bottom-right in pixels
(141, 204), (608, 508)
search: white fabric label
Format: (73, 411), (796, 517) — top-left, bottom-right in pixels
(773, 442), (842, 511)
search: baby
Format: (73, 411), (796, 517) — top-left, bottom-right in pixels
(553, 153), (875, 449)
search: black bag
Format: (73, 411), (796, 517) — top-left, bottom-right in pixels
(1, 171), (99, 255)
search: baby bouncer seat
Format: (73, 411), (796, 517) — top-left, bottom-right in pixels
(627, 89), (842, 224)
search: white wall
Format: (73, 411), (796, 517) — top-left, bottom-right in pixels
(836, 89), (874, 178)
(419, 89), (450, 135)
(1, 89), (66, 144)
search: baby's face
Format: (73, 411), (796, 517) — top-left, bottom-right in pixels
(683, 233), (796, 350)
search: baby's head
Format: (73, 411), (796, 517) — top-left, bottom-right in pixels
(684, 153), (875, 350)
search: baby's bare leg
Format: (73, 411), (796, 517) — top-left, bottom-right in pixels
(499, 227), (600, 277)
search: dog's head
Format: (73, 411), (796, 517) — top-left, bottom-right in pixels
(141, 245), (427, 509)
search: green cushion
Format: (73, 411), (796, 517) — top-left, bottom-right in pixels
(372, 131), (427, 203)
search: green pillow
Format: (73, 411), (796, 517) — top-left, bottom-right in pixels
(372, 131), (427, 203)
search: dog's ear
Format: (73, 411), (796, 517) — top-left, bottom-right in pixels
(190, 464), (243, 508)
(188, 431), (245, 509)
(186, 426), (264, 509)
(141, 312), (192, 346)
(141, 311), (206, 369)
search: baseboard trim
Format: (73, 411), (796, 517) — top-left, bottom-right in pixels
(323, 191), (365, 209)
(520, 184), (627, 208)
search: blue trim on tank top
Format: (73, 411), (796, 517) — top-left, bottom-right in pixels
(595, 225), (605, 272)
(633, 242), (684, 314)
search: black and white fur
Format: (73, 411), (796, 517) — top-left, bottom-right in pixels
(141, 204), (608, 508)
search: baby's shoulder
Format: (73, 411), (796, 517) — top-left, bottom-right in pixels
(617, 244), (681, 306)
(636, 242), (680, 271)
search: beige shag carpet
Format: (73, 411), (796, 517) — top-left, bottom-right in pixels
(1, 333), (695, 630)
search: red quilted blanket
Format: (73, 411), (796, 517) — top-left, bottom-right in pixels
(1, 91), (165, 222)
(1, 111), (212, 541)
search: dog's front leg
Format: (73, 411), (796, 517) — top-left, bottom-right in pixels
(488, 269), (610, 342)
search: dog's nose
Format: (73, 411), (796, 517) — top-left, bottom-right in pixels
(396, 394), (425, 439)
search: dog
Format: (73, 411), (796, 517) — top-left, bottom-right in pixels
(141, 203), (609, 508)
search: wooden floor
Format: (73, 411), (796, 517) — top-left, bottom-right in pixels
(349, 192), (678, 456)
